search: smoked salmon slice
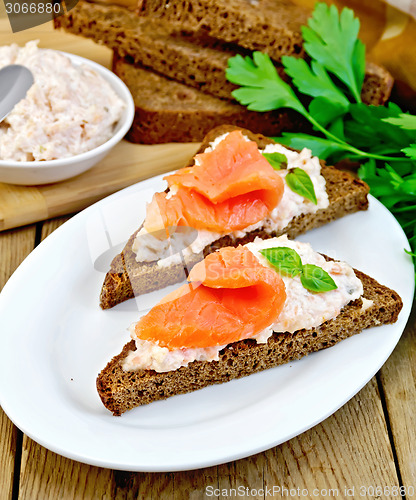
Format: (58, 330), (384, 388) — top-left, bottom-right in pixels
(133, 246), (286, 350)
(144, 131), (284, 234)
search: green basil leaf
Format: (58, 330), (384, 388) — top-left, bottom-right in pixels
(300, 264), (338, 292)
(285, 168), (318, 204)
(262, 152), (287, 170)
(260, 247), (303, 277)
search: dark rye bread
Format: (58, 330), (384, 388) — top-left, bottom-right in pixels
(97, 268), (403, 415)
(99, 125), (369, 309)
(112, 53), (304, 143)
(136, 0), (308, 62)
(55, 1), (393, 106)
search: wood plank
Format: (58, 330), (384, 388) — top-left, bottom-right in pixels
(0, 19), (200, 232)
(379, 304), (416, 491)
(218, 454), (265, 499)
(0, 225), (36, 500)
(263, 378), (399, 498)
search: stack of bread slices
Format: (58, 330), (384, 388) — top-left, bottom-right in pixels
(55, 0), (394, 143)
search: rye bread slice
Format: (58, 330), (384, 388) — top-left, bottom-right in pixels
(55, 1), (393, 106)
(112, 53), (305, 143)
(99, 125), (369, 309)
(135, 0), (309, 62)
(96, 267), (403, 415)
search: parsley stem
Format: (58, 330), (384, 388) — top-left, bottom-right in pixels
(306, 114), (403, 162)
(401, 219), (416, 229)
(393, 205), (416, 214)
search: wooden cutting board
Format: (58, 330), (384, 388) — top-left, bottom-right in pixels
(0, 18), (199, 231)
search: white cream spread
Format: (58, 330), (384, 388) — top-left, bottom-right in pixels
(246, 236), (363, 333)
(123, 235), (364, 373)
(132, 132), (329, 266)
(122, 324), (226, 373)
(0, 41), (125, 161)
(361, 297), (374, 311)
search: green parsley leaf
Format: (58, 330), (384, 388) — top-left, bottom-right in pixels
(358, 160), (416, 208)
(383, 113), (416, 130)
(226, 52), (307, 114)
(302, 3), (365, 102)
(259, 247), (302, 277)
(276, 133), (348, 160)
(402, 144), (416, 160)
(344, 103), (414, 151)
(308, 97), (348, 128)
(285, 168), (318, 204)
(301, 264), (338, 293)
(327, 116), (346, 142)
(281, 57), (350, 109)
(262, 152), (287, 170)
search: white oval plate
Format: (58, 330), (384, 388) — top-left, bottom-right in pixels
(0, 175), (413, 472)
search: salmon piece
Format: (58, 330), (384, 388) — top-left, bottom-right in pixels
(165, 130), (283, 203)
(144, 131), (284, 234)
(133, 246), (286, 349)
(145, 186), (281, 233)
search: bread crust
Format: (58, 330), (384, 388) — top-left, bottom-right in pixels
(96, 267), (403, 415)
(99, 125), (369, 309)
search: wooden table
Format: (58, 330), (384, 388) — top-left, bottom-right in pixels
(1, 14), (416, 500)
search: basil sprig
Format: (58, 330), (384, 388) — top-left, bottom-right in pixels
(260, 246), (337, 293)
(262, 152), (287, 170)
(286, 168), (318, 204)
(263, 152), (318, 205)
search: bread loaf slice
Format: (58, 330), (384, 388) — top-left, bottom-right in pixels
(112, 53), (305, 143)
(97, 267), (403, 415)
(55, 1), (393, 106)
(136, 0), (309, 62)
(99, 125), (369, 309)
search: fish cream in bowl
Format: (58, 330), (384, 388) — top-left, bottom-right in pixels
(0, 41), (135, 185)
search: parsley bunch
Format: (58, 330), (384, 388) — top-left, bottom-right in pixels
(226, 3), (416, 275)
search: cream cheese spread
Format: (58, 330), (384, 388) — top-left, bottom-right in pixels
(123, 235), (364, 373)
(0, 41), (125, 161)
(132, 132), (329, 266)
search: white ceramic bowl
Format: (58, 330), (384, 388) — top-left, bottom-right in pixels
(0, 52), (135, 186)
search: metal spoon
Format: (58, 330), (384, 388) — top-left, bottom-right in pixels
(0, 65), (34, 122)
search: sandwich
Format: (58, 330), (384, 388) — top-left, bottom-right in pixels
(54, 0), (394, 143)
(97, 235), (403, 415)
(100, 125), (369, 309)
